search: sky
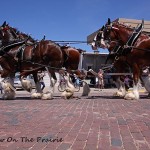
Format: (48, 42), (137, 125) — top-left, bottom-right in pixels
(0, 0), (150, 53)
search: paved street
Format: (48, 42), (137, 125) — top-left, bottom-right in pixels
(0, 87), (150, 150)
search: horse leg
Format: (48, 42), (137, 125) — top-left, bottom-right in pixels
(33, 73), (42, 93)
(45, 67), (57, 92)
(40, 67), (54, 100)
(31, 72), (42, 99)
(124, 64), (140, 100)
(1, 73), (16, 100)
(19, 70), (34, 93)
(113, 76), (126, 97)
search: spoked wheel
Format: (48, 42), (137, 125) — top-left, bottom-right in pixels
(58, 82), (66, 92)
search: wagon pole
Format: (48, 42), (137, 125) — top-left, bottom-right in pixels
(53, 41), (88, 45)
(53, 40), (87, 43)
(21, 60), (77, 74)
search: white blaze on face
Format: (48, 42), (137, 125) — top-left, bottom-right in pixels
(91, 35), (98, 50)
(100, 32), (107, 48)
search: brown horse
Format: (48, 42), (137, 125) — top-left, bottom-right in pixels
(91, 27), (132, 97)
(60, 45), (85, 77)
(0, 22), (85, 99)
(0, 22), (63, 99)
(93, 18), (150, 100)
(8, 26), (85, 79)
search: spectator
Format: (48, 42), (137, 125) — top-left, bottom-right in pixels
(38, 71), (45, 91)
(124, 75), (130, 90)
(97, 69), (104, 90)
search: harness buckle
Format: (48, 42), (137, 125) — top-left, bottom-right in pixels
(115, 56), (119, 61)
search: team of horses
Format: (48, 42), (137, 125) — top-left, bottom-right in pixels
(0, 19), (149, 100)
(91, 18), (150, 100)
(0, 21), (85, 99)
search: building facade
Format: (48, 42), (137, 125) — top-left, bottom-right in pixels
(79, 51), (109, 72)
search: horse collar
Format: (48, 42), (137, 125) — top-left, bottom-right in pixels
(126, 22), (144, 47)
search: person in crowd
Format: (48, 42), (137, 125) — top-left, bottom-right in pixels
(38, 71), (46, 91)
(97, 69), (104, 90)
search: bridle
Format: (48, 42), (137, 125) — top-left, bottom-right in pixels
(103, 22), (125, 47)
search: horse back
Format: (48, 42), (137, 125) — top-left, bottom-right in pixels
(36, 40), (62, 60)
(61, 47), (80, 70)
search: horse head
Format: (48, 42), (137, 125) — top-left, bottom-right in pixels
(0, 23), (36, 46)
(91, 26), (105, 50)
(0, 21), (31, 47)
(6, 26), (36, 44)
(103, 18), (135, 48)
(0, 21), (15, 46)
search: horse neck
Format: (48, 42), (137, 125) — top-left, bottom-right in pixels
(113, 24), (133, 45)
(9, 27), (35, 44)
(138, 33), (149, 42)
(9, 27), (18, 39)
(19, 33), (35, 44)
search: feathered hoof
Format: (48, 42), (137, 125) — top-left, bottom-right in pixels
(31, 92), (42, 99)
(124, 92), (138, 100)
(21, 79), (32, 92)
(113, 91), (125, 97)
(2, 92), (16, 100)
(41, 91), (53, 100)
(61, 89), (74, 100)
(1, 82), (16, 93)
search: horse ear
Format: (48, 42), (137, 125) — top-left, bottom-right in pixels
(141, 19), (144, 27)
(2, 21), (7, 27)
(108, 18), (111, 25)
(101, 25), (104, 31)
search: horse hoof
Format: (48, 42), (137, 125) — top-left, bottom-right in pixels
(31, 93), (42, 99)
(61, 91), (74, 100)
(114, 91), (124, 97)
(2, 92), (15, 100)
(41, 91), (53, 100)
(124, 92), (137, 100)
(21, 79), (32, 92)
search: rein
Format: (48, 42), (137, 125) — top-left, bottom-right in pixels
(125, 45), (150, 52)
(20, 60), (78, 73)
(104, 20), (147, 65)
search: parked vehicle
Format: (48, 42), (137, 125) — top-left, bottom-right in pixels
(14, 73), (36, 90)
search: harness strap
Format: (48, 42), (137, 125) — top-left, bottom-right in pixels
(107, 20), (145, 64)
(0, 37), (29, 56)
(126, 20), (144, 47)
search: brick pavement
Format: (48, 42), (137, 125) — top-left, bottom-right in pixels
(0, 88), (150, 150)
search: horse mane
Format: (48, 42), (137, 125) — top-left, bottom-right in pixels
(8, 26), (36, 42)
(60, 45), (85, 53)
(60, 45), (71, 49)
(112, 20), (149, 39)
(112, 20), (135, 31)
(76, 48), (86, 53)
